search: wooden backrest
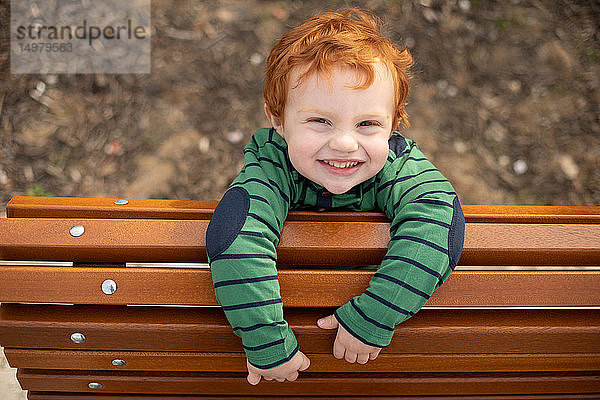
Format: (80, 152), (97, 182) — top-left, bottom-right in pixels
(1, 196), (599, 308)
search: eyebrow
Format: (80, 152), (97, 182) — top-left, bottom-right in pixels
(297, 109), (389, 120)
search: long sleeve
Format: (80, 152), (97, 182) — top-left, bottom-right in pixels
(206, 128), (298, 369)
(335, 135), (465, 347)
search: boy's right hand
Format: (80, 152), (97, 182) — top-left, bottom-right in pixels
(246, 351), (310, 385)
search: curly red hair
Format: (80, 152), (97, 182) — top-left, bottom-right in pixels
(264, 8), (414, 131)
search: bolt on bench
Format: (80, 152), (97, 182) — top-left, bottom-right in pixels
(0, 195), (599, 399)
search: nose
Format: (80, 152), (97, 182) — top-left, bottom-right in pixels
(329, 131), (359, 153)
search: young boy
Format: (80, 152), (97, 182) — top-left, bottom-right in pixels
(206, 8), (465, 385)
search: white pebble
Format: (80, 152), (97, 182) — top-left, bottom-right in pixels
(513, 159), (528, 175)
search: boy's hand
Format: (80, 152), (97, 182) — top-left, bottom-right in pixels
(246, 351), (310, 385)
(317, 314), (381, 364)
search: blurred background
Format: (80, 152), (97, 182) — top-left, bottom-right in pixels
(1, 0), (599, 216)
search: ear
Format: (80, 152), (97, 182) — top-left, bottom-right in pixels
(264, 103), (283, 134)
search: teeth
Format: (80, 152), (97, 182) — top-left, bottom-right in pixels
(323, 160), (359, 168)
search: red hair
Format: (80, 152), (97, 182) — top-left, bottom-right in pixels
(264, 8), (414, 131)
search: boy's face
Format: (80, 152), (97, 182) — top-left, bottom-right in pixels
(266, 63), (395, 194)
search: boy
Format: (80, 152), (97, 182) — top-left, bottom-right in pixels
(206, 8), (465, 385)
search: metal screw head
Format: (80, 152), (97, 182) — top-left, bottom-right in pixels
(111, 358), (126, 367)
(101, 279), (117, 295)
(69, 224), (84, 237)
(70, 332), (86, 344)
(113, 199), (129, 205)
(88, 382), (103, 389)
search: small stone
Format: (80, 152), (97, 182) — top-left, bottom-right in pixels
(513, 159), (528, 175)
(558, 154), (579, 180)
(249, 53), (263, 66)
(225, 130), (244, 144)
(198, 136), (210, 153)
(458, 0), (471, 11)
(35, 81), (46, 95)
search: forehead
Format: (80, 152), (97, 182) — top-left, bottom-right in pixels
(286, 63), (395, 112)
(289, 62), (393, 95)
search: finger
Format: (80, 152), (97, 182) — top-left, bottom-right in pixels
(356, 353), (369, 365)
(344, 350), (358, 364)
(287, 371), (299, 382)
(369, 348), (382, 360)
(264, 376), (273, 381)
(275, 377), (285, 382)
(299, 353), (311, 371)
(332, 338), (345, 359)
(317, 314), (339, 330)
(247, 372), (261, 385)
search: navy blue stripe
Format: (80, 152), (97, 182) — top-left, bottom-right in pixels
(267, 140), (288, 154)
(214, 275), (277, 288)
(382, 256), (442, 280)
(334, 310), (387, 348)
(411, 198), (453, 207)
(239, 230), (265, 238)
(364, 290), (414, 316)
(350, 298), (394, 331)
(248, 212), (280, 240)
(233, 321), (286, 332)
(390, 235), (447, 254)
(362, 180), (376, 193)
(268, 179), (289, 203)
(258, 157), (285, 170)
(387, 155), (394, 163)
(377, 169), (440, 194)
(211, 253), (275, 262)
(373, 272), (430, 299)
(394, 179), (450, 209)
(243, 338), (285, 351)
(235, 178), (277, 197)
(249, 194), (270, 205)
(415, 190), (457, 199)
(406, 157), (428, 162)
(221, 298), (282, 311)
(248, 344), (299, 369)
(251, 134), (260, 149)
(391, 217), (451, 233)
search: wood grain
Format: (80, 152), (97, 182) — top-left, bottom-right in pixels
(1, 305), (598, 354)
(5, 348), (600, 373)
(7, 196), (600, 224)
(16, 369), (600, 395)
(1, 218), (599, 265)
(0, 267), (599, 307)
(25, 392), (600, 400)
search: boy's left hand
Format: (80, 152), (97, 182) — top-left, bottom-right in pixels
(317, 314), (381, 364)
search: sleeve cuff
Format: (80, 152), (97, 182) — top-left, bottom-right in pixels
(335, 300), (392, 348)
(244, 325), (299, 369)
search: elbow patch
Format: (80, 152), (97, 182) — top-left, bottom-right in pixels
(448, 196), (465, 269)
(206, 187), (250, 260)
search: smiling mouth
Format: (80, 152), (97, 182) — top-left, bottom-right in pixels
(321, 160), (361, 169)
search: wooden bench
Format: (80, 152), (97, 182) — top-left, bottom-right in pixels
(0, 195), (599, 399)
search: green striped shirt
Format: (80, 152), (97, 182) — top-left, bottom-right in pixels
(206, 127), (465, 369)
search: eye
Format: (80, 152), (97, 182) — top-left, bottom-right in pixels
(310, 118), (329, 125)
(358, 120), (382, 127)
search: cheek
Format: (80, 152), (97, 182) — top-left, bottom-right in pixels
(288, 139), (318, 170)
(367, 140), (390, 170)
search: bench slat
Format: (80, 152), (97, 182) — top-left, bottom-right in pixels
(8, 196), (600, 224)
(16, 369), (600, 395)
(1, 218), (599, 265)
(0, 267), (599, 307)
(5, 348), (600, 373)
(24, 393), (600, 400)
(1, 305), (598, 354)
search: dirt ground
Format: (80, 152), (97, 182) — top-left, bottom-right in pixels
(1, 0), (599, 211)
